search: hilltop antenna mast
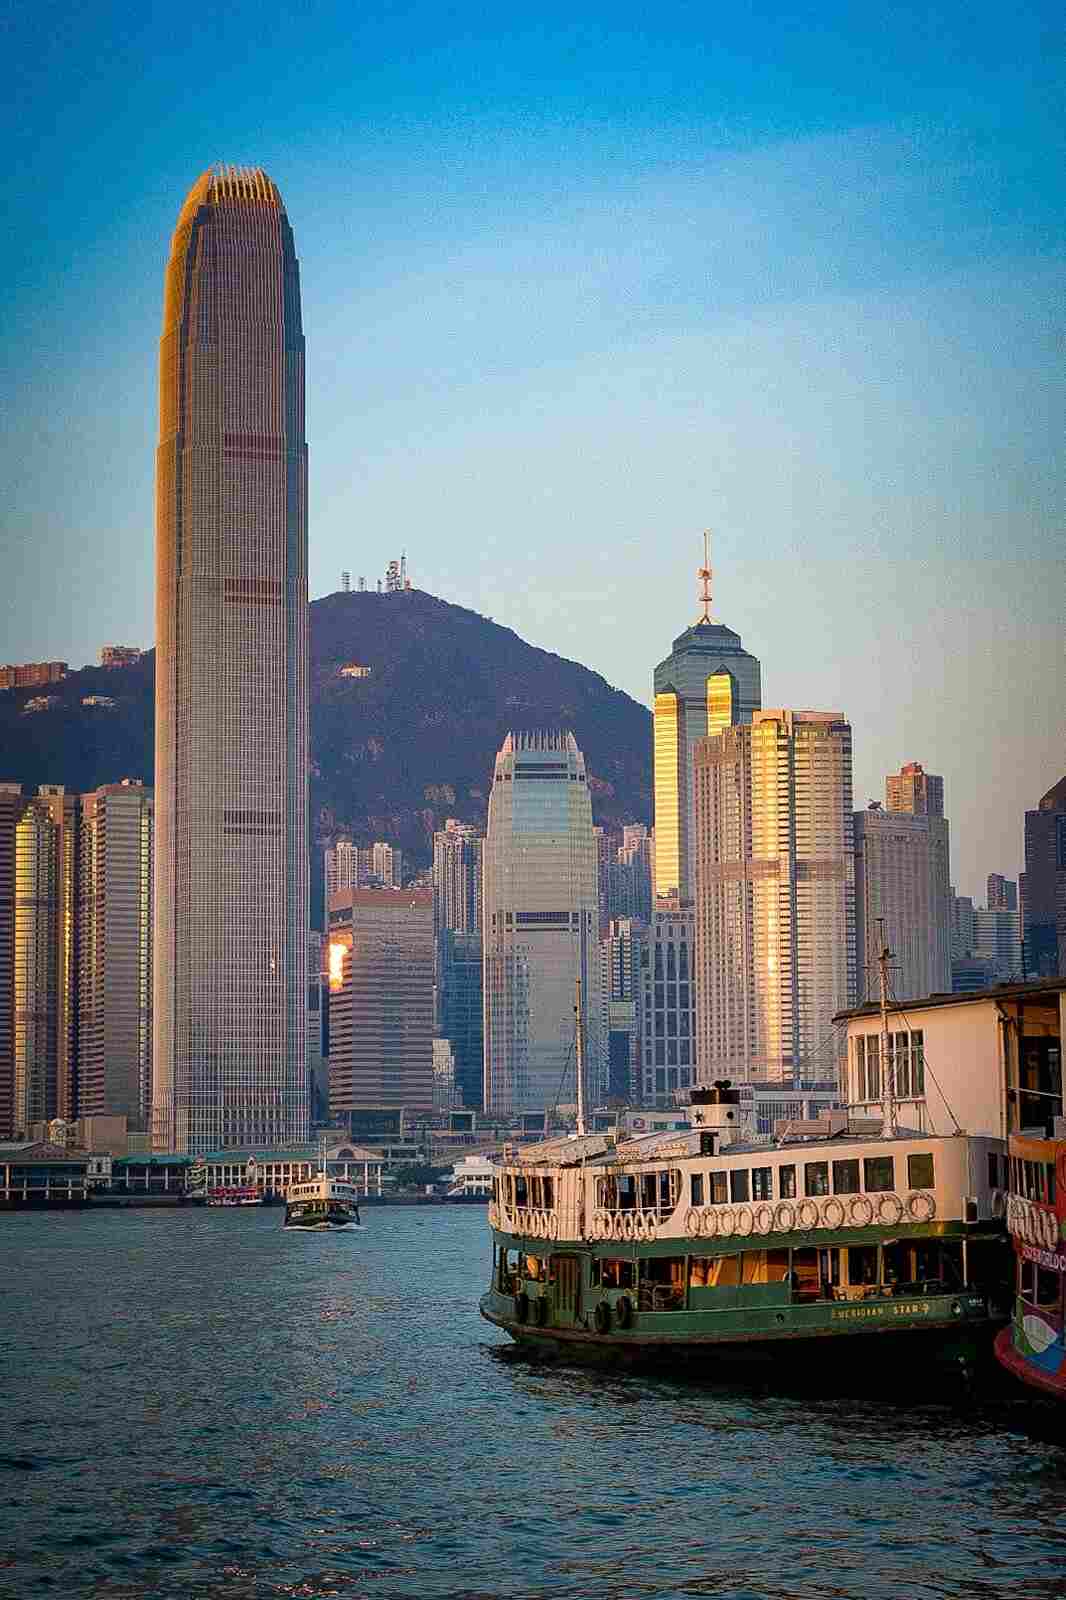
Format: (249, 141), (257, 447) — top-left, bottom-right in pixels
(697, 530), (713, 624)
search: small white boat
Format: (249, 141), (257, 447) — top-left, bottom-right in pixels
(284, 1175), (362, 1231)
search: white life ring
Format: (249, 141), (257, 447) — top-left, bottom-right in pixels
(774, 1201), (796, 1233)
(612, 1212), (625, 1241)
(700, 1207), (718, 1238)
(735, 1206), (754, 1238)
(754, 1203), (774, 1235)
(644, 1214), (658, 1242)
(534, 1212), (545, 1239)
(798, 1199), (820, 1232)
(1045, 1210), (1059, 1251)
(717, 1205), (736, 1237)
(849, 1195), (873, 1228)
(877, 1194), (903, 1226)
(635, 1212), (649, 1242)
(908, 1191), (936, 1222)
(822, 1197), (845, 1230)
(623, 1212), (636, 1241)
(548, 1213), (558, 1241)
(684, 1206), (701, 1237)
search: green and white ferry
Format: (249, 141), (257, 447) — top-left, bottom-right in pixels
(481, 1081), (1010, 1377)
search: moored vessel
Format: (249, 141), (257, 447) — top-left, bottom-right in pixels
(284, 1174), (362, 1230)
(994, 1132), (1066, 1396)
(206, 1185), (262, 1207)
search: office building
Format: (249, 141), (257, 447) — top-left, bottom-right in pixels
(693, 711), (856, 1084)
(950, 889), (976, 961)
(482, 731), (601, 1119)
(438, 928), (484, 1110)
(307, 930), (327, 1123)
(885, 761), (944, 818)
(327, 888), (435, 1126)
(432, 819), (482, 936)
(653, 566), (761, 903)
(1022, 775), (1066, 978)
(853, 805), (951, 1003)
(370, 842), (403, 888)
(153, 167), (309, 1152)
(987, 874), (1018, 912)
(974, 907), (1022, 983)
(637, 906), (696, 1106)
(602, 916), (645, 1102)
(76, 782), (153, 1124)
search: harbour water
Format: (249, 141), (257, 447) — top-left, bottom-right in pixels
(3, 1206), (1066, 1599)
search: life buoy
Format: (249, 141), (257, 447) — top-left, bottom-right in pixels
(822, 1197), (845, 1230)
(634, 1212), (647, 1242)
(548, 1213), (558, 1241)
(612, 1212), (625, 1242)
(877, 1193), (903, 1225)
(699, 1207), (716, 1238)
(534, 1295), (549, 1326)
(717, 1206), (736, 1236)
(908, 1191), (936, 1222)
(774, 1201), (796, 1233)
(623, 1212), (636, 1241)
(514, 1291), (530, 1323)
(849, 1196), (873, 1227)
(754, 1203), (774, 1235)
(644, 1214), (658, 1241)
(1045, 1210), (1060, 1251)
(684, 1207), (701, 1237)
(615, 1294), (634, 1329)
(594, 1299), (612, 1334)
(798, 1199), (820, 1231)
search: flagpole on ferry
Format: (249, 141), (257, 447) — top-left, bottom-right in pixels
(575, 974), (587, 1138)
(878, 918), (897, 1139)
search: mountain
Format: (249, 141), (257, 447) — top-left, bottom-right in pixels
(1, 588), (653, 888)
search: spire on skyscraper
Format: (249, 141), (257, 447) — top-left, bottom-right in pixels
(696, 530), (713, 625)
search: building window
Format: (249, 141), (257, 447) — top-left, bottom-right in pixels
(864, 1156), (894, 1192)
(832, 1160), (860, 1195)
(752, 1167), (772, 1201)
(730, 1169), (750, 1203)
(778, 1164), (796, 1199)
(805, 1162), (829, 1197)
(907, 1152), (934, 1190)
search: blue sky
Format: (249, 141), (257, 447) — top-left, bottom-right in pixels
(3, 0), (1063, 896)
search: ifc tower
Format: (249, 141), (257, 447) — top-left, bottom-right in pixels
(153, 167), (309, 1153)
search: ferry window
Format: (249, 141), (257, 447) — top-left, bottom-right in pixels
(862, 1035), (881, 1101)
(986, 1152), (1002, 1191)
(641, 1174), (658, 1211)
(1018, 1258), (1035, 1301)
(848, 1246), (878, 1286)
(1048, 1165), (1057, 1205)
(515, 1174), (528, 1206)
(910, 1031), (925, 1096)
(619, 1175), (636, 1210)
(864, 1156), (894, 1192)
(542, 1176), (554, 1209)
(1037, 1269), (1060, 1310)
(893, 1032), (910, 1096)
(832, 1160), (860, 1196)
(524, 1255), (543, 1282)
(689, 1254), (739, 1287)
(907, 1153), (934, 1190)
(710, 1171), (728, 1205)
(779, 1164), (797, 1199)
(662, 1170), (680, 1210)
(589, 1259), (601, 1287)
(741, 1249), (790, 1283)
(854, 1034), (865, 1097)
(752, 1167), (773, 1201)
(601, 1259), (636, 1290)
(805, 1162), (829, 1197)
(691, 1172), (705, 1206)
(730, 1169), (750, 1203)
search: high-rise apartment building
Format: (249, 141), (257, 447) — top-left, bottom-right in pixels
(153, 167), (309, 1153)
(1021, 775), (1066, 977)
(950, 889), (976, 960)
(76, 782), (153, 1123)
(987, 873), (1018, 912)
(973, 906), (1022, 983)
(432, 819), (482, 936)
(307, 930), (327, 1123)
(482, 731), (601, 1119)
(853, 805), (951, 1003)
(637, 906), (697, 1105)
(370, 842), (403, 889)
(0, 662), (67, 690)
(602, 916), (645, 1101)
(885, 761), (944, 818)
(327, 888), (434, 1126)
(693, 711), (856, 1083)
(653, 570), (761, 904)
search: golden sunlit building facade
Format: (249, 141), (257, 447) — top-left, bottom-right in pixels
(153, 167), (309, 1153)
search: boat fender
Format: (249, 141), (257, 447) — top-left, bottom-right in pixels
(798, 1199), (820, 1232)
(908, 1191), (936, 1222)
(700, 1207), (718, 1238)
(594, 1299), (612, 1334)
(849, 1196), (873, 1227)
(717, 1205), (736, 1237)
(821, 1197), (845, 1230)
(615, 1294), (634, 1330)
(643, 1214), (658, 1242)
(684, 1206), (702, 1237)
(774, 1201), (796, 1233)
(514, 1291), (530, 1323)
(877, 1194), (903, 1226)
(735, 1206), (754, 1237)
(754, 1203), (774, 1235)
(534, 1295), (550, 1326)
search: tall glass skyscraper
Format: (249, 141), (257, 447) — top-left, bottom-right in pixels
(153, 167), (309, 1153)
(653, 584), (761, 904)
(482, 732), (600, 1119)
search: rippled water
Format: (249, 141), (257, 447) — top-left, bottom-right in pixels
(3, 1206), (1066, 1600)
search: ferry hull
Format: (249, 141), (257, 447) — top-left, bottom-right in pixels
(994, 1324), (1066, 1400)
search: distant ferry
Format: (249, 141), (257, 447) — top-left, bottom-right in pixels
(994, 1132), (1066, 1397)
(284, 1175), (361, 1231)
(206, 1185), (262, 1207)
(480, 1081), (1010, 1380)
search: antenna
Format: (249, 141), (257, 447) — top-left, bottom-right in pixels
(696, 530), (713, 624)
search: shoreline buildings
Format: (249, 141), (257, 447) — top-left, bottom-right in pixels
(482, 731), (601, 1120)
(152, 167), (309, 1153)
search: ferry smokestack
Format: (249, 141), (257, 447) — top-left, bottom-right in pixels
(688, 1080), (742, 1149)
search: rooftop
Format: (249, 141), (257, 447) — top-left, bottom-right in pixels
(835, 974), (1066, 1024)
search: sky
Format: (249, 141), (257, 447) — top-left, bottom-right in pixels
(2, 0), (1063, 898)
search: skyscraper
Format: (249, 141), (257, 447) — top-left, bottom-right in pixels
(1021, 775), (1066, 977)
(853, 805), (951, 1003)
(987, 873), (1018, 912)
(693, 711), (856, 1083)
(885, 761), (944, 818)
(153, 167), (309, 1153)
(432, 819), (482, 937)
(653, 560), (761, 903)
(482, 731), (601, 1119)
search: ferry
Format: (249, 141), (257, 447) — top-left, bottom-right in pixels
(206, 1185), (262, 1207)
(994, 1132), (1066, 1397)
(284, 1175), (362, 1230)
(480, 1079), (1010, 1378)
